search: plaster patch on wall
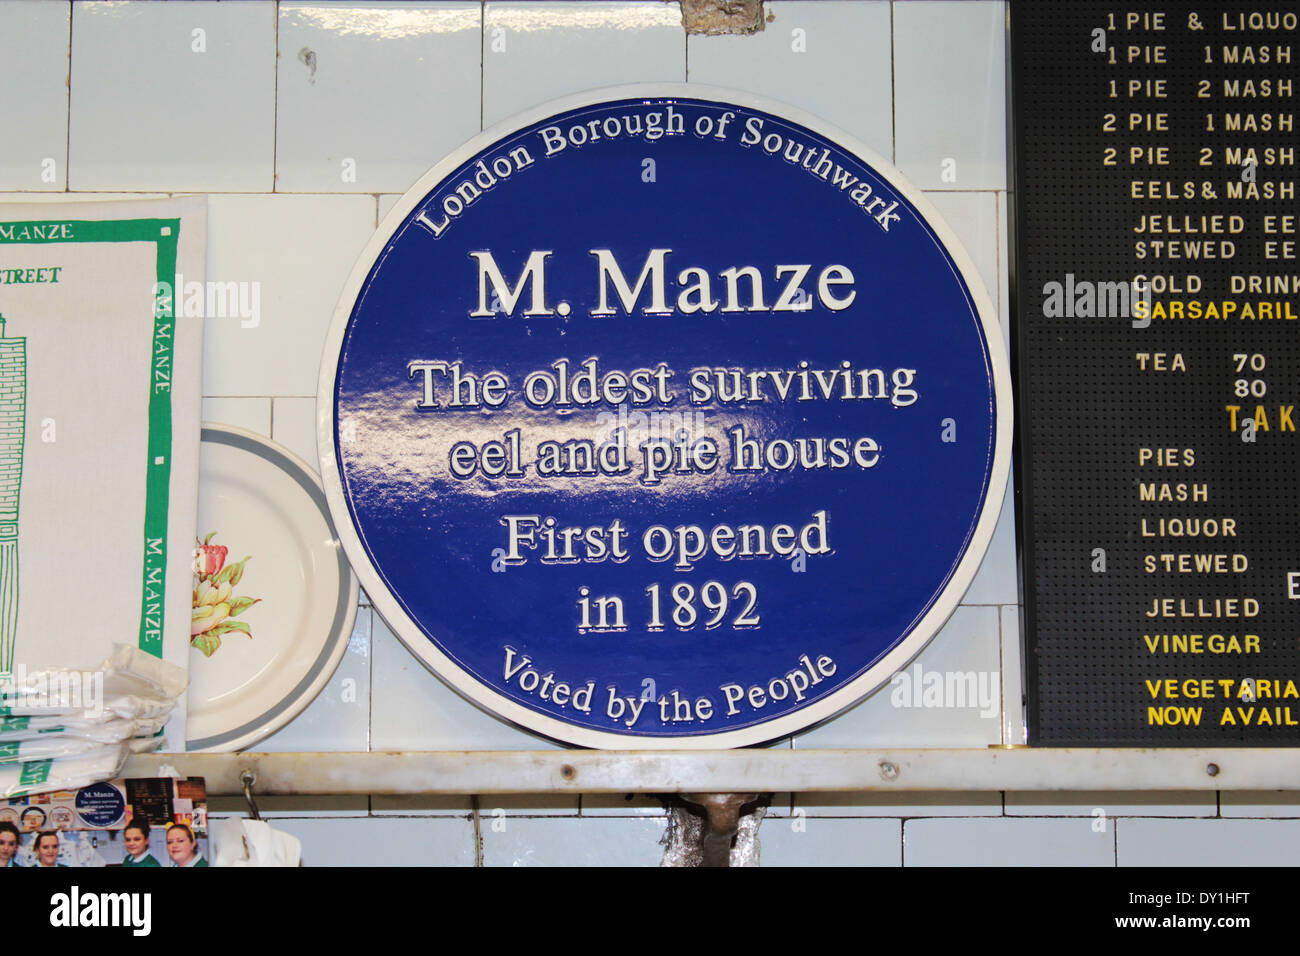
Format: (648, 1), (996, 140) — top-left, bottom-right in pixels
(682, 0), (768, 36)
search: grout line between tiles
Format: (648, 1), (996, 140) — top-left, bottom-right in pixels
(366, 607), (373, 752)
(64, 0), (73, 191)
(479, 1), (485, 132)
(682, 0), (688, 81)
(273, 1), (281, 192)
(889, 0), (895, 166)
(471, 795), (484, 866)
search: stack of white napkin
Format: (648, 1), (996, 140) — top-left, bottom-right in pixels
(0, 644), (187, 798)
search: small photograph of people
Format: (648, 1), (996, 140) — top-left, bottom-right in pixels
(4, 781), (211, 867)
(164, 822), (208, 868)
(18, 806), (45, 832)
(0, 821), (20, 868)
(31, 830), (65, 868)
(121, 819), (161, 868)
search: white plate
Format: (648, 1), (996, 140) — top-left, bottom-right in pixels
(186, 424), (357, 752)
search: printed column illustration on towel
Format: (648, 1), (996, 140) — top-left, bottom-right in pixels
(0, 314), (24, 673)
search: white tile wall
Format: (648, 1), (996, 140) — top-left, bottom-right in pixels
(271, 397), (319, 471)
(793, 605), (1002, 748)
(70, 1), (277, 192)
(370, 612), (565, 750)
(1118, 819), (1300, 867)
(962, 481), (1018, 606)
(5, 0), (1280, 869)
(924, 191), (1000, 313)
(905, 817), (1114, 867)
(201, 194), (376, 396)
(0, 1), (70, 191)
(276, 3), (482, 193)
(893, 0), (1006, 189)
(0, 193), (170, 205)
(760, 816), (900, 866)
(996, 190), (1010, 349)
(286, 816), (478, 865)
(377, 194), (405, 222)
(687, 1), (892, 158)
(999, 604), (1025, 745)
(480, 816), (667, 866)
(201, 397), (272, 436)
(259, 607), (372, 753)
(483, 2), (684, 127)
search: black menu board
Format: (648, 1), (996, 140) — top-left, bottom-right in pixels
(1012, 1), (1300, 744)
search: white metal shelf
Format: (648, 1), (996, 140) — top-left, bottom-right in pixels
(125, 748), (1300, 795)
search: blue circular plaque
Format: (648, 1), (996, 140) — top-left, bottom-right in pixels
(320, 86), (1011, 748)
(74, 782), (126, 829)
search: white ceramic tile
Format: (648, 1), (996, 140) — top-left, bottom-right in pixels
(208, 795), (369, 818)
(1005, 791), (1216, 819)
(793, 605), (1002, 748)
(796, 791), (1001, 817)
(582, 793), (670, 817)
(259, 607), (371, 752)
(0, 1), (70, 191)
(481, 816), (667, 866)
(201, 397), (271, 435)
(271, 397), (318, 471)
(961, 479), (1018, 606)
(999, 604), (1026, 745)
(0, 193), (170, 204)
(759, 816), (900, 866)
(688, 1), (891, 158)
(924, 191), (999, 313)
(906, 817), (1114, 867)
(370, 611), (565, 750)
(370, 795), (474, 815)
(267, 394), (377, 606)
(926, 187), (1010, 351)
(378, 194), (404, 222)
(277, 3), (481, 193)
(270, 394), (347, 613)
(1219, 792), (1300, 818)
(287, 816), (477, 865)
(1118, 819), (1300, 867)
(70, 1), (276, 192)
(894, 1), (1006, 189)
(201, 195), (376, 396)
(996, 190), (1010, 349)
(283, 386), (369, 612)
(483, 2), (684, 127)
